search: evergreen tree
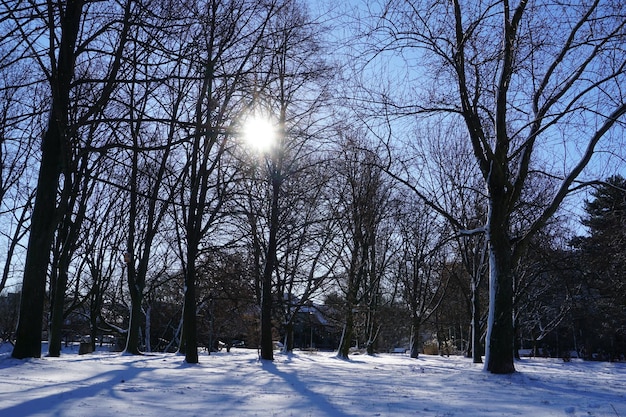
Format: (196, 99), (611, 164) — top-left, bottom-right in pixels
(579, 176), (626, 293)
(572, 176), (626, 359)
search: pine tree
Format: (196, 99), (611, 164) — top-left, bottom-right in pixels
(580, 176), (626, 287)
(572, 176), (626, 359)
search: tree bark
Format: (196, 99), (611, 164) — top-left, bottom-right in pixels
(125, 257), (144, 355)
(11, 0), (84, 360)
(124, 136), (143, 355)
(260, 170), (281, 361)
(283, 321), (294, 353)
(49, 157), (88, 357)
(182, 248), (199, 363)
(337, 238), (362, 359)
(12, 123), (63, 359)
(48, 259), (69, 357)
(337, 306), (354, 359)
(410, 319), (421, 359)
(484, 198), (515, 373)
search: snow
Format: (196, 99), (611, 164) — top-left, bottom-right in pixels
(1, 343), (625, 417)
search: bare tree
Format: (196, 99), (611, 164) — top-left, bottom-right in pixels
(333, 135), (392, 359)
(163, 0), (285, 364)
(47, 148), (102, 357)
(9, 0), (133, 359)
(356, 0), (626, 373)
(274, 155), (340, 353)
(434, 127), (489, 363)
(121, 60), (184, 355)
(82, 178), (128, 353)
(231, 0), (334, 361)
(394, 196), (450, 358)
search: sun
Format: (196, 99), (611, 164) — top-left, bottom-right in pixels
(242, 115), (276, 152)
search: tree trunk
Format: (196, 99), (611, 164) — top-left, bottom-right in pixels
(338, 234), (369, 359)
(125, 270), (144, 355)
(47, 264), (69, 357)
(410, 319), (421, 359)
(12, 123), (63, 360)
(49, 151), (88, 357)
(337, 309), (354, 359)
(365, 316), (378, 355)
(260, 265), (274, 360)
(260, 170), (280, 361)
(471, 276), (483, 363)
(49, 199), (81, 357)
(338, 262), (359, 359)
(124, 99), (142, 355)
(11, 0), (84, 360)
(513, 318), (521, 360)
(124, 247), (145, 355)
(485, 225), (515, 373)
(90, 302), (98, 353)
(283, 321), (294, 353)
(144, 304), (152, 353)
(182, 257), (198, 363)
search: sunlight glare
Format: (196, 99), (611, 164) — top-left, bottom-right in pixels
(243, 115), (276, 152)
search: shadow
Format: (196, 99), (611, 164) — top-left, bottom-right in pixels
(0, 354), (164, 416)
(259, 359), (353, 417)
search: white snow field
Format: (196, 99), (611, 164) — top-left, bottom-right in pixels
(1, 344), (624, 417)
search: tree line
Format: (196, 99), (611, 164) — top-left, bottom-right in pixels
(0, 0), (624, 374)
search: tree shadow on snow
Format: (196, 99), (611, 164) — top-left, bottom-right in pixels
(260, 359), (352, 417)
(0, 354), (162, 416)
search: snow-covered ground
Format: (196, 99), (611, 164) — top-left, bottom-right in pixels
(1, 343), (624, 417)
